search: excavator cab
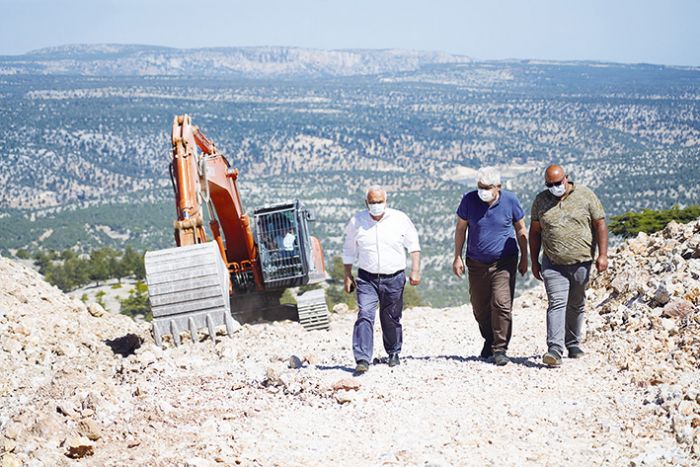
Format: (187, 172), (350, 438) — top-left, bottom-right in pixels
(252, 201), (324, 290)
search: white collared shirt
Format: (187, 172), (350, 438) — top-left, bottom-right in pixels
(342, 208), (421, 274)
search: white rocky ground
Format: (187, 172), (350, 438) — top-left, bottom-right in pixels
(1, 221), (699, 466)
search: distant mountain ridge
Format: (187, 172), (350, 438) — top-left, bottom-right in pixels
(0, 44), (472, 78)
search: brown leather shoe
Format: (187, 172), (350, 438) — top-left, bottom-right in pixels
(543, 351), (562, 366)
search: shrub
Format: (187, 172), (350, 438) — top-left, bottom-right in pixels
(95, 290), (107, 310)
(15, 249), (31, 259)
(610, 205), (700, 238)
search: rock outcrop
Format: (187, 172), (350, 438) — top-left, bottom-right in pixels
(0, 255), (149, 464)
(589, 219), (700, 455)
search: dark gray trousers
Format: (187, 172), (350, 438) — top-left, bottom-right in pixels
(541, 256), (592, 356)
(352, 269), (405, 363)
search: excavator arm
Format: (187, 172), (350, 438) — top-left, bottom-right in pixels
(171, 114), (264, 291)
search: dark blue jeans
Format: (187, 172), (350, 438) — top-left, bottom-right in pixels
(352, 269), (405, 363)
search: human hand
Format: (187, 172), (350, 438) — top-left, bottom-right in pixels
(532, 261), (543, 281)
(596, 255), (608, 273)
(409, 271), (421, 286)
(452, 257), (465, 278)
(344, 275), (355, 294)
(518, 257), (528, 276)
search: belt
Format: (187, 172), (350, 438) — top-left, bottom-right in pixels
(359, 268), (404, 278)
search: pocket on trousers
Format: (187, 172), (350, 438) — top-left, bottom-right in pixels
(573, 262), (592, 284)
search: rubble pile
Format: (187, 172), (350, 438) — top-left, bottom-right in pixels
(589, 219), (700, 456)
(1, 217), (700, 463)
(0, 256), (149, 465)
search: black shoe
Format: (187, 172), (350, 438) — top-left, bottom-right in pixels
(480, 341), (493, 359)
(388, 354), (400, 367)
(493, 351), (510, 366)
(354, 360), (369, 375)
(542, 351), (562, 367)
(567, 347), (585, 359)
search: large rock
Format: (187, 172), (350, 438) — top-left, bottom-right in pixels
(661, 299), (695, 320)
(63, 436), (94, 459)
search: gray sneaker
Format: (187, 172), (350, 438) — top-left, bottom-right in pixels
(493, 351), (510, 366)
(542, 351), (562, 367)
(567, 347), (585, 359)
(354, 360), (369, 375)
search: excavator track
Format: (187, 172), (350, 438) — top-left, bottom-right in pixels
(296, 289), (330, 331)
(145, 242), (237, 346)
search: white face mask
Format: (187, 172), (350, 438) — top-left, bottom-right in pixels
(548, 184), (566, 197)
(368, 202), (386, 217)
(477, 189), (495, 203)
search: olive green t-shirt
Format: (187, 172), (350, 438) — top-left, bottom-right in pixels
(531, 183), (605, 265)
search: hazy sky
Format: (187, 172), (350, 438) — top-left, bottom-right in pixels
(2, 0), (699, 66)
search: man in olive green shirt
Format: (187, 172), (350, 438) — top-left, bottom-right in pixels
(529, 164), (608, 366)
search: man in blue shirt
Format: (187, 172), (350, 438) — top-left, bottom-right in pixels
(453, 167), (528, 366)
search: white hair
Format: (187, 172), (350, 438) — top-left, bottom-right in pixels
(477, 167), (501, 186)
(365, 184), (387, 200)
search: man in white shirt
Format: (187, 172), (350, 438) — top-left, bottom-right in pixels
(342, 185), (421, 374)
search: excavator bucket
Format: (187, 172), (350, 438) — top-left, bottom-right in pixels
(144, 242), (238, 347)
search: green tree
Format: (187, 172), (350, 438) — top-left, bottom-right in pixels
(88, 249), (112, 286)
(323, 256), (359, 311)
(119, 281), (152, 321)
(403, 285), (424, 309)
(45, 262), (75, 292)
(33, 251), (52, 275)
(112, 255), (130, 284)
(60, 249), (77, 261)
(329, 256), (346, 282)
(122, 246), (146, 280)
(610, 205), (700, 238)
(14, 249), (30, 260)
(63, 256), (90, 289)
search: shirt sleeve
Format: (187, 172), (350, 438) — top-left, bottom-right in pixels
(588, 190), (606, 220)
(402, 214), (421, 253)
(342, 216), (358, 264)
(456, 194), (469, 221)
(512, 194), (525, 222)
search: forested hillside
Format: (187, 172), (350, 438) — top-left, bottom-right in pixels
(1, 52), (699, 305)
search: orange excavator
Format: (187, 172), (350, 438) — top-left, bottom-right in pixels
(144, 115), (329, 346)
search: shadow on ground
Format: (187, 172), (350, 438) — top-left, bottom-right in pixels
(105, 333), (143, 357)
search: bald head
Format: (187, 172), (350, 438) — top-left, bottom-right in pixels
(545, 165), (566, 183)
